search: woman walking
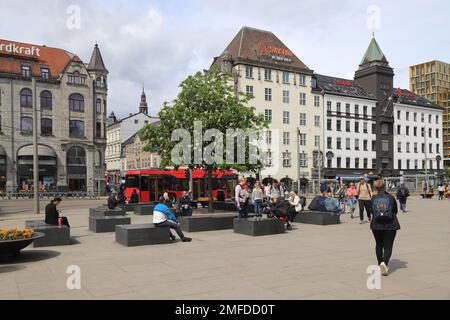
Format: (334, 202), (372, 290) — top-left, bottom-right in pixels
(346, 183), (358, 219)
(370, 179), (401, 276)
(356, 177), (373, 224)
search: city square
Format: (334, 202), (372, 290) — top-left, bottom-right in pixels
(1, 0), (450, 307)
(1, 196), (449, 300)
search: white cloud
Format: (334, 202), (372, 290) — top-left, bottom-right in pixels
(0, 0), (448, 119)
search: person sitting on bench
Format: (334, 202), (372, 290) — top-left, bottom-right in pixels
(45, 197), (70, 228)
(178, 191), (193, 216)
(107, 192), (118, 209)
(129, 189), (139, 204)
(153, 193), (192, 242)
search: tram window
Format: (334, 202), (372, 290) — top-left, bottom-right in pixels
(140, 175), (149, 191)
(126, 175), (139, 188)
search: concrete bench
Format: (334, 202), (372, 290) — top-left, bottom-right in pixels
(233, 218), (286, 236)
(89, 216), (131, 233)
(294, 211), (340, 225)
(115, 224), (171, 247)
(89, 207), (125, 217)
(133, 204), (155, 215)
(118, 203), (138, 212)
(213, 201), (236, 212)
(179, 213), (235, 232)
(24, 220), (70, 247)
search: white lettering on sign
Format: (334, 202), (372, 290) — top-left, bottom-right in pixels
(0, 42), (41, 57)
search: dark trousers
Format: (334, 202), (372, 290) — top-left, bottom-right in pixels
(439, 191), (444, 200)
(156, 220), (185, 239)
(236, 201), (248, 218)
(359, 200), (372, 221)
(372, 230), (397, 266)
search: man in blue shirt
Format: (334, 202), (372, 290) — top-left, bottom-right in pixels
(153, 193), (192, 242)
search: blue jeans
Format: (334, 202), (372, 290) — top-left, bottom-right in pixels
(399, 200), (407, 211)
(254, 199), (262, 217)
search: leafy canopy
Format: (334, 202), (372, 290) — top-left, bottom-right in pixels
(140, 68), (268, 173)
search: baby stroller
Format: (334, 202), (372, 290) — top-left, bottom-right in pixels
(263, 198), (293, 230)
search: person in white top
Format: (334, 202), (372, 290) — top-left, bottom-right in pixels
(438, 184), (445, 200)
(153, 193), (192, 242)
(289, 191), (302, 221)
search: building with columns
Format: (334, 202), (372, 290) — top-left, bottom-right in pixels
(0, 39), (108, 193)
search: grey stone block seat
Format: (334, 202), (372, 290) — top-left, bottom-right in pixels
(179, 213), (235, 232)
(89, 216), (131, 233)
(233, 218), (286, 236)
(24, 220), (71, 247)
(89, 207), (125, 217)
(115, 224), (171, 247)
(133, 204), (155, 215)
(294, 211), (341, 225)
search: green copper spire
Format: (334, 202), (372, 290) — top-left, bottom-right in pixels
(358, 37), (390, 69)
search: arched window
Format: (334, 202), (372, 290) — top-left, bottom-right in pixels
(96, 77), (102, 87)
(20, 88), (32, 108)
(96, 98), (102, 114)
(94, 151), (102, 167)
(67, 147), (86, 165)
(21, 116), (33, 133)
(69, 93), (84, 111)
(41, 118), (53, 136)
(73, 71), (81, 84)
(40, 91), (52, 109)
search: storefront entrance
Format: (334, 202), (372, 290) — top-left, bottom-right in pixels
(17, 145), (57, 192)
(67, 146), (87, 192)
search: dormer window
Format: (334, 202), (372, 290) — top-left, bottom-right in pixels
(41, 68), (50, 79)
(68, 71), (86, 85)
(21, 65), (31, 77)
(73, 71), (81, 84)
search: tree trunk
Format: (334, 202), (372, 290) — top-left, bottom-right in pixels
(207, 165), (214, 213)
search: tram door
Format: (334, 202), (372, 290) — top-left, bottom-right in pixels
(149, 177), (163, 203)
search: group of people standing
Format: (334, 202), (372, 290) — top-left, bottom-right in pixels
(322, 178), (410, 223)
(235, 178), (304, 220)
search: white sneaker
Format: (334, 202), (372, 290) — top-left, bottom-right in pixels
(380, 262), (389, 276)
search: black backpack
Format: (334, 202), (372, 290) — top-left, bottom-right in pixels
(371, 194), (394, 222)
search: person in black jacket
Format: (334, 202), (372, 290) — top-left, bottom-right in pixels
(396, 183), (410, 212)
(45, 198), (70, 227)
(129, 189), (139, 204)
(107, 192), (118, 209)
(370, 179), (400, 276)
(177, 191), (193, 216)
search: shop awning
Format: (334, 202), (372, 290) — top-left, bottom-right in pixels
(18, 145), (56, 157)
(0, 145), (5, 156)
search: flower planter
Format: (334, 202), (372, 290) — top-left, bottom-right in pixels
(0, 232), (44, 260)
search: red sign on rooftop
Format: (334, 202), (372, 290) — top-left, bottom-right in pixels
(395, 88), (416, 99)
(335, 79), (353, 87)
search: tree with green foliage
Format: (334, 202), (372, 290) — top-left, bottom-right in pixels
(140, 68), (268, 212)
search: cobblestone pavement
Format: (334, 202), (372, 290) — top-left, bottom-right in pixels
(0, 197), (449, 300)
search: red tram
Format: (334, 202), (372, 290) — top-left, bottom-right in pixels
(124, 168), (238, 203)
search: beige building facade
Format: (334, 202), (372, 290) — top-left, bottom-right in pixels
(213, 27), (322, 188)
(0, 39), (108, 193)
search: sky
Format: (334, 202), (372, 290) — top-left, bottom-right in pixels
(1, 0), (449, 119)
